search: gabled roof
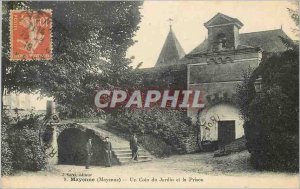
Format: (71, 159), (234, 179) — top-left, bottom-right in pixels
(186, 29), (291, 56)
(204, 13), (244, 29)
(155, 27), (185, 67)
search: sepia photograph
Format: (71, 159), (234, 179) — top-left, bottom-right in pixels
(1, 0), (299, 188)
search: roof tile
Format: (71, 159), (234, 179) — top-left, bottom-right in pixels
(186, 29), (290, 56)
(155, 27), (185, 67)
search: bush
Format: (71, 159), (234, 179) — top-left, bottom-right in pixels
(1, 114), (13, 175)
(236, 47), (299, 172)
(106, 108), (194, 155)
(246, 86), (298, 171)
(138, 135), (173, 157)
(1, 112), (47, 174)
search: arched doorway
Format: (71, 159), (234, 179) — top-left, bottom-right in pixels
(199, 103), (244, 142)
(57, 128), (107, 166)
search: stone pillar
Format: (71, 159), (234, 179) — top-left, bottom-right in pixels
(44, 100), (59, 167)
(46, 100), (56, 117)
(45, 125), (58, 165)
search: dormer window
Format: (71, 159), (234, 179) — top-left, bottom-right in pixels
(204, 13), (244, 51)
(217, 33), (227, 50)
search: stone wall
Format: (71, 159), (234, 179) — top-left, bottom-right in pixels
(43, 123), (117, 166)
(186, 48), (261, 147)
(135, 49), (260, 153)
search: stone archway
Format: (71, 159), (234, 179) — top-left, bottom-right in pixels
(57, 128), (87, 165)
(57, 126), (107, 166)
(199, 103), (244, 142)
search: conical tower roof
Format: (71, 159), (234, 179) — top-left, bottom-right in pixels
(155, 27), (185, 67)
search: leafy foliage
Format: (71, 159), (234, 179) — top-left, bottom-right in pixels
(236, 43), (299, 171)
(106, 108), (193, 154)
(287, 1), (299, 37)
(1, 112), (47, 174)
(1, 114), (13, 175)
(138, 135), (173, 157)
(2, 1), (143, 117)
(235, 67), (256, 121)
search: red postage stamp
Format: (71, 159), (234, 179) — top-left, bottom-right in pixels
(10, 10), (52, 61)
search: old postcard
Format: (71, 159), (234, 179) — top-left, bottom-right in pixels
(1, 0), (299, 188)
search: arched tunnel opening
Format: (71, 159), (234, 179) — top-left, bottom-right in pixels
(57, 128), (109, 166)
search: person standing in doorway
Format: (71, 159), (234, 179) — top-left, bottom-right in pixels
(85, 138), (93, 169)
(130, 133), (138, 161)
(104, 136), (112, 167)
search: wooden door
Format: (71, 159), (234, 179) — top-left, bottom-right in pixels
(218, 121), (235, 147)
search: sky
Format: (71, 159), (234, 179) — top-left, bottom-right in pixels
(126, 0), (299, 68)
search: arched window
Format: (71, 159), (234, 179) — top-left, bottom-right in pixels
(216, 33), (227, 49)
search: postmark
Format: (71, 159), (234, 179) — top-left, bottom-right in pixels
(10, 9), (52, 61)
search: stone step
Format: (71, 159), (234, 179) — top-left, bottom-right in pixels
(113, 147), (146, 150)
(113, 150), (132, 154)
(113, 148), (130, 151)
(114, 153), (132, 156)
(117, 156), (150, 160)
(112, 148), (127, 151)
(79, 123), (154, 166)
(114, 153), (150, 156)
(113, 147), (130, 150)
(113, 151), (149, 156)
(113, 149), (148, 154)
(112, 146), (153, 165)
(119, 158), (152, 164)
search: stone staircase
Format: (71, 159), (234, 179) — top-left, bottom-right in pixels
(113, 147), (153, 165)
(79, 123), (153, 165)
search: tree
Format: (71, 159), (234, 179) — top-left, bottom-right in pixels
(2, 1), (143, 117)
(236, 37), (299, 171)
(287, 1), (299, 37)
(236, 3), (299, 171)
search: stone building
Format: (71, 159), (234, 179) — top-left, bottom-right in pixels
(2, 89), (52, 115)
(145, 13), (292, 151)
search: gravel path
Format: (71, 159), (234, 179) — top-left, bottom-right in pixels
(2, 151), (298, 188)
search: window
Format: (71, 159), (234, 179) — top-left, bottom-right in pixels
(216, 33), (227, 49)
